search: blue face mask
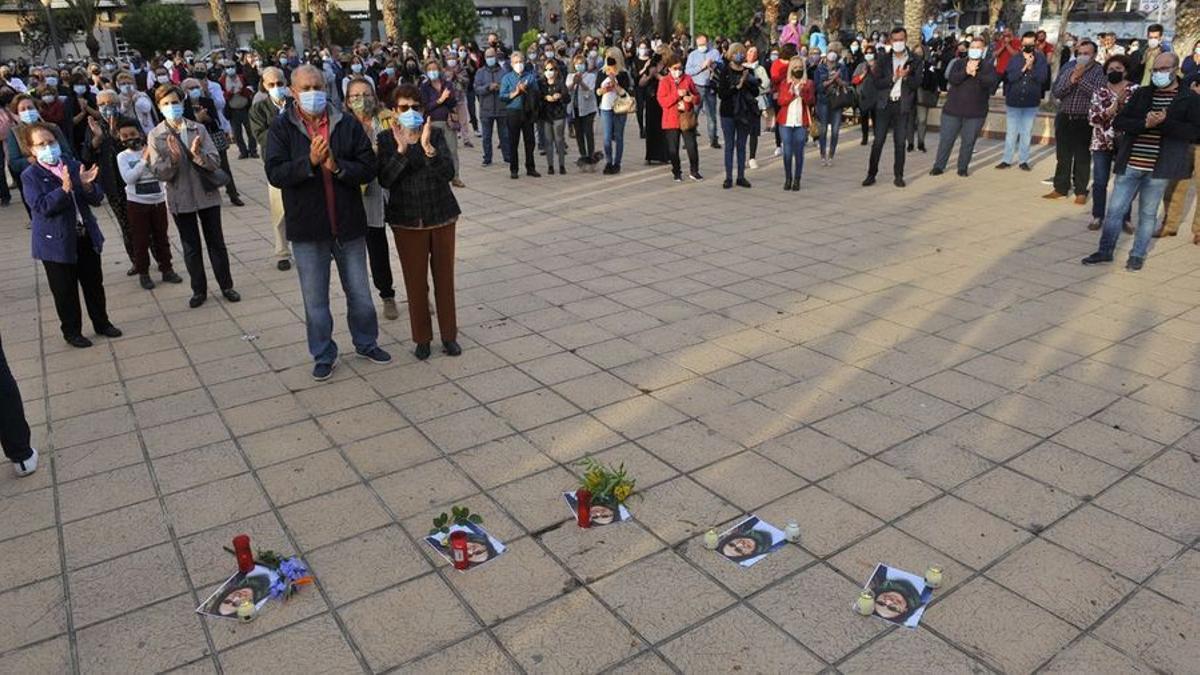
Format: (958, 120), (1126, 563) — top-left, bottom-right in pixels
(733, 53), (745, 64)
(575, 63), (585, 72)
(427, 70), (440, 80)
(269, 86), (288, 101)
(160, 102), (184, 121)
(18, 109), (39, 124)
(298, 89), (327, 115)
(73, 84), (88, 95)
(36, 142), (61, 165)
(45, 76), (58, 87)
(187, 88), (201, 100)
(384, 67), (395, 77)
(398, 109), (424, 129)
(1151, 71), (1173, 88)
(351, 63), (363, 73)
(485, 57), (497, 67)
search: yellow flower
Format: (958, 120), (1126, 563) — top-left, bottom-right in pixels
(613, 483), (632, 503)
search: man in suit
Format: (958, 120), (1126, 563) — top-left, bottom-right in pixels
(864, 26), (922, 187)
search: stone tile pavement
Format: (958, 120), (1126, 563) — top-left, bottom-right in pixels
(1, 124), (1198, 674)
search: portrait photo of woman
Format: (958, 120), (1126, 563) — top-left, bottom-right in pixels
(197, 565), (277, 619)
(716, 515), (786, 567)
(863, 563), (933, 628)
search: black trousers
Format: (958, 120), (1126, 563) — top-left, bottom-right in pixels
(42, 233), (111, 339)
(665, 129), (699, 178)
(228, 107), (256, 155)
(218, 148), (240, 199)
(1053, 113), (1091, 196)
(506, 111), (536, 175)
(0, 332), (32, 463)
(106, 190), (134, 266)
(860, 106), (874, 143)
(173, 205), (233, 295)
(365, 226), (396, 300)
(574, 112), (596, 162)
(868, 101), (909, 179)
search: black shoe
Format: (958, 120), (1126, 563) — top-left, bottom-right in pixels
(482, 160), (492, 167)
(249, 150), (259, 158)
(722, 178), (732, 189)
(995, 162), (1011, 170)
(689, 172), (704, 181)
(612, 164), (621, 174)
(783, 179), (793, 191)
(1019, 163), (1032, 171)
(674, 174), (683, 183)
(918, 144), (926, 152)
(711, 140), (721, 149)
(414, 342), (431, 360)
(791, 180), (800, 192)
(1080, 252), (1113, 265)
(237, 152), (248, 160)
(442, 340), (462, 356)
(907, 143), (914, 152)
(189, 293), (207, 308)
(735, 177), (751, 188)
(548, 166), (555, 175)
(862, 175), (876, 186)
(860, 138), (869, 145)
(957, 169), (969, 177)
(527, 169), (541, 177)
(602, 164), (614, 175)
(510, 172), (519, 179)
(1126, 256), (1145, 271)
(276, 259), (291, 271)
(559, 165), (566, 174)
(894, 177), (906, 188)
(229, 196), (245, 207)
(96, 325), (122, 338)
(139, 274), (155, 290)
(126, 266), (138, 276)
(162, 271), (183, 284)
(221, 289), (241, 302)
(65, 335), (92, 348)
(929, 167), (944, 176)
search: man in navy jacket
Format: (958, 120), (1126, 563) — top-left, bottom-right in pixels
(996, 31), (1050, 170)
(264, 64), (391, 381)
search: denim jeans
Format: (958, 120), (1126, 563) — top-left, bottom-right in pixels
(292, 236), (380, 365)
(817, 103), (842, 158)
(779, 125), (807, 182)
(480, 115), (510, 164)
(600, 109), (626, 167)
(720, 116), (748, 181)
(1090, 150), (1130, 222)
(1003, 106), (1038, 164)
(1098, 171), (1170, 260)
(701, 85), (719, 143)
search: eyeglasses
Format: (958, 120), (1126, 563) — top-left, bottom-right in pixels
(396, 103), (422, 112)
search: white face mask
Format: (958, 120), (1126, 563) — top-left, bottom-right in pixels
(893, 42), (907, 53)
(1147, 38), (1160, 49)
(865, 54), (876, 62)
(512, 61), (524, 74)
(1196, 46), (1200, 56)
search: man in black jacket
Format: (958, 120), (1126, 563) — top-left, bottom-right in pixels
(864, 26), (922, 188)
(1082, 53), (1200, 272)
(264, 64), (392, 381)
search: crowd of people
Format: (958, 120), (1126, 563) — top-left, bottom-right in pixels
(2, 18), (1200, 478)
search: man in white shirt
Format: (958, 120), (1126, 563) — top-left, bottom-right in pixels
(864, 27), (921, 188)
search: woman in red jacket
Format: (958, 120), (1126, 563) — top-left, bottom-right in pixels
(775, 56), (815, 191)
(656, 54), (702, 182)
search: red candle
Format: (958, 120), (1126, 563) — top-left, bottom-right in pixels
(232, 534), (254, 574)
(449, 531), (469, 570)
(576, 489), (592, 528)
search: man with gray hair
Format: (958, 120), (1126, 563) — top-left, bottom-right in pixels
(250, 66), (292, 271)
(82, 88), (137, 274)
(473, 46), (511, 166)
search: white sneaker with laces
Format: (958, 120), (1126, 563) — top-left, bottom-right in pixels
(748, 158), (758, 170)
(13, 447), (38, 477)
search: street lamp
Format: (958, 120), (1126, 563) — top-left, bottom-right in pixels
(41, 0), (62, 60)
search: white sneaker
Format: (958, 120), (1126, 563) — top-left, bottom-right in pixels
(748, 158), (759, 170)
(772, 147), (782, 157)
(13, 448), (38, 477)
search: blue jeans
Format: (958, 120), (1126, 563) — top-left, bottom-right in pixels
(817, 103), (842, 158)
(292, 236), (380, 365)
(480, 115), (510, 164)
(1003, 106), (1038, 164)
(1098, 171), (1170, 260)
(1090, 150), (1131, 223)
(701, 85), (719, 143)
(720, 117), (748, 181)
(779, 125), (807, 182)
(600, 110), (626, 167)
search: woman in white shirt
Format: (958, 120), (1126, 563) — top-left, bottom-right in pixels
(595, 47), (632, 174)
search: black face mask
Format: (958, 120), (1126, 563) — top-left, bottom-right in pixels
(1023, 45), (1035, 53)
(791, 69), (803, 78)
(606, 57), (616, 66)
(1107, 70), (1125, 84)
(123, 139), (143, 150)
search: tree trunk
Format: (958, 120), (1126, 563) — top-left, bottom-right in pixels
(310, 0), (330, 48)
(1052, 0), (1076, 75)
(208, 0), (237, 53)
(382, 0), (400, 43)
(763, 0), (781, 42)
(275, 0), (293, 44)
(904, 0), (928, 44)
(565, 0), (582, 36)
(1178, 0), (1199, 62)
(367, 0), (379, 41)
(298, 0), (312, 50)
(825, 0), (844, 33)
(988, 0), (1003, 26)
(85, 30), (100, 60)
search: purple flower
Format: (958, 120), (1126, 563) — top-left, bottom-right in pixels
(268, 578), (288, 600)
(279, 557), (308, 582)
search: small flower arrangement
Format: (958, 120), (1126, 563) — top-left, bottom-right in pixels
(576, 458), (636, 506)
(224, 546), (314, 601)
(429, 505), (483, 543)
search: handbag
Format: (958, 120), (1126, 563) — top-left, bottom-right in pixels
(678, 108), (697, 131)
(195, 163), (230, 191)
(828, 84), (857, 110)
(612, 91), (635, 115)
(211, 129), (230, 153)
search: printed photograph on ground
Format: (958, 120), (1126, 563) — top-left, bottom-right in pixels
(196, 564), (280, 619)
(424, 521), (507, 569)
(860, 563), (934, 628)
(563, 491), (631, 526)
(716, 515), (787, 568)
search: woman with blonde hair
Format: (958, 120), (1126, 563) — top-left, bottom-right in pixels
(596, 46), (632, 174)
(780, 12), (803, 50)
(775, 57), (815, 191)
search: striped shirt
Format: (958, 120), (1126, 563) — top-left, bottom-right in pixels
(1128, 89), (1177, 171)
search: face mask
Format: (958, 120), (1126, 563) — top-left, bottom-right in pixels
(225, 67), (236, 76)
(46, 76), (58, 87)
(544, 69), (556, 78)
(19, 109), (39, 123)
(485, 57), (497, 67)
(298, 90), (327, 115)
(638, 48), (648, 58)
(186, 88), (201, 100)
(447, 59), (457, 68)
(1065, 41), (1075, 48)
(41, 94), (56, 104)
(119, 83), (133, 94)
(1023, 45), (1035, 53)
(254, 61), (263, 69)
(1076, 54), (1092, 66)
(1151, 71), (1173, 87)
(123, 138), (143, 151)
(732, 53), (745, 64)
(575, 63), (585, 72)
(100, 104), (118, 118)
(827, 53), (838, 62)
(892, 42), (907, 53)
(1107, 70), (1125, 84)
(588, 50), (599, 60)
(1148, 38), (1160, 49)
(851, 45), (860, 53)
(398, 108), (423, 129)
(73, 84), (87, 95)
(427, 69), (441, 80)
(696, 43), (707, 51)
(458, 50), (467, 58)
(351, 63), (363, 73)
(36, 142), (61, 165)
(348, 95), (375, 113)
(513, 62), (525, 74)
(770, 52), (779, 61)
(384, 67), (395, 77)
(160, 102), (184, 121)
(791, 69), (803, 78)
(865, 54), (875, 62)
(156, 75), (169, 84)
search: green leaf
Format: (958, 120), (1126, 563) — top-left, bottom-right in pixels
(468, 514), (483, 524)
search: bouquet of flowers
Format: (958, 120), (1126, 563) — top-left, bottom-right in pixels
(577, 458), (636, 509)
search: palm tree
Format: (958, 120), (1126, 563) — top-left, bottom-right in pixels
(763, 0), (781, 39)
(60, 0), (100, 59)
(904, 0), (931, 39)
(1178, 0), (1199, 59)
(383, 0), (401, 43)
(367, 0), (379, 41)
(310, 0), (330, 47)
(208, 0), (236, 54)
(565, 0), (581, 36)
(298, 0), (312, 50)
(276, 0), (293, 44)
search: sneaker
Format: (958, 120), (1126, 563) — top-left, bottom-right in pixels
(689, 172), (704, 181)
(1080, 252), (1113, 265)
(1073, 194), (1087, 205)
(748, 158), (759, 169)
(1125, 256), (1145, 271)
(929, 167), (944, 176)
(312, 356), (338, 381)
(442, 340), (462, 356)
(451, 178), (466, 187)
(1019, 163), (1032, 171)
(1042, 191), (1066, 200)
(276, 259), (291, 272)
(13, 447), (38, 477)
(772, 147), (782, 157)
(382, 298), (399, 320)
(162, 271), (184, 283)
(139, 274), (155, 290)
(673, 174), (683, 183)
(994, 162), (1011, 169)
(1088, 218), (1101, 231)
(710, 140), (721, 149)
(356, 345), (393, 364)
(1041, 176), (1055, 184)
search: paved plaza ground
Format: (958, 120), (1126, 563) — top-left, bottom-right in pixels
(1, 126), (1199, 674)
